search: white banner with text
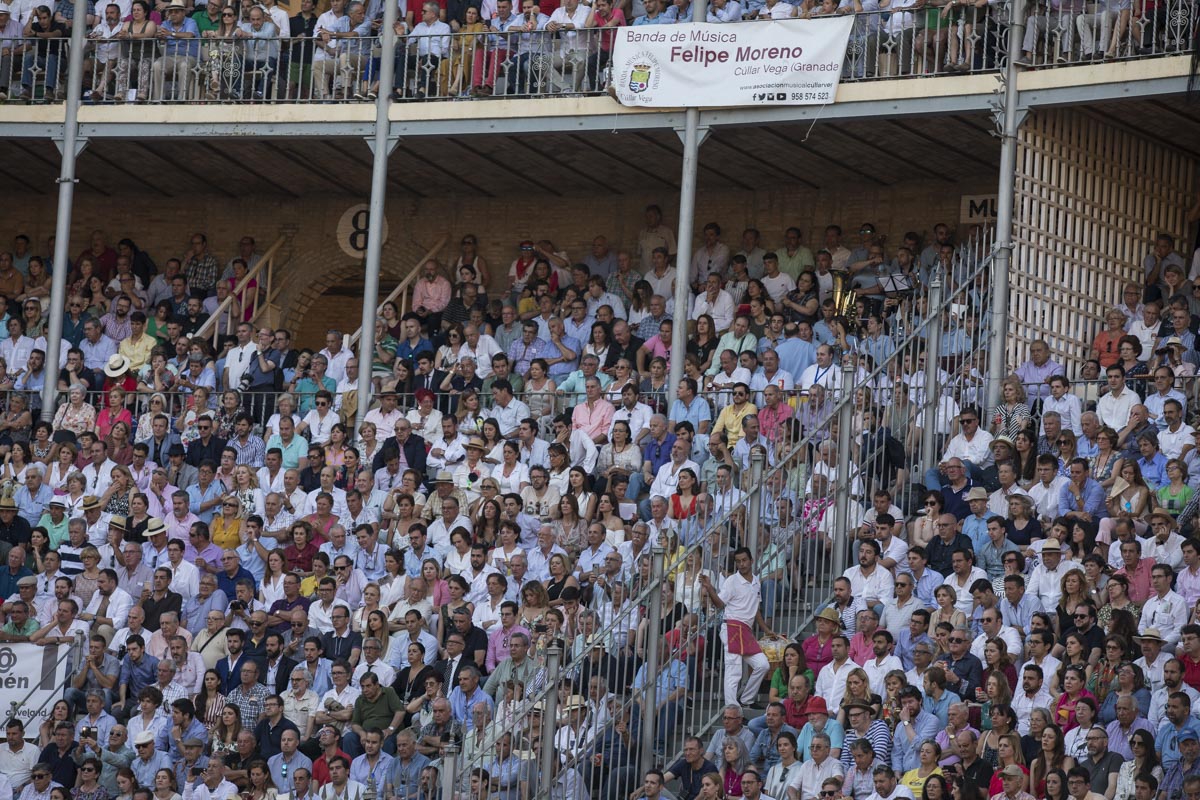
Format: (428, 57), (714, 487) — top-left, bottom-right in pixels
(2, 643), (70, 728)
(611, 17), (854, 108)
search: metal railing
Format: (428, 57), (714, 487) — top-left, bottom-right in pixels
(1, 1), (1193, 104)
(439, 239), (1001, 798)
(194, 235), (287, 346)
(348, 234), (449, 350)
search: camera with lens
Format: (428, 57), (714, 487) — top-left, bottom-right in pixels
(230, 601), (244, 612)
(117, 645), (127, 660)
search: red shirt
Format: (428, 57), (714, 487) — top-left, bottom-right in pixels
(1115, 557), (1157, 603)
(313, 750), (351, 786)
(1181, 654), (1200, 692)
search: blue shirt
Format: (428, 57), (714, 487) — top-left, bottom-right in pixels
(389, 753), (431, 800)
(860, 334), (896, 367)
(187, 481), (224, 524)
(447, 686), (494, 723)
(132, 750), (174, 788)
(1058, 478), (1108, 519)
(395, 337), (433, 365)
(750, 723), (798, 770)
(961, 513), (995, 552)
(775, 337), (816, 380)
(632, 658), (688, 701)
(157, 717), (208, 760)
(898, 567), (943, 609)
(642, 433), (676, 477)
(891, 709), (941, 772)
(160, 16), (200, 58)
(13, 482), (51, 525)
(668, 396), (712, 432)
(350, 753), (394, 788)
(546, 335), (583, 377)
(1139, 452), (1169, 489)
(119, 653), (160, 699)
(633, 11), (672, 23)
(267, 751), (313, 794)
(895, 629), (933, 670)
(1159, 719), (1200, 771)
(217, 566), (255, 600)
(922, 691), (960, 727)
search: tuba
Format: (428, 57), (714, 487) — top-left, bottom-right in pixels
(830, 269), (856, 317)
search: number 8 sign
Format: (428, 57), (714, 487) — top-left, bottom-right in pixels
(336, 204), (390, 259)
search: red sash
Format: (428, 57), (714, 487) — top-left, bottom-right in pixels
(725, 619), (763, 656)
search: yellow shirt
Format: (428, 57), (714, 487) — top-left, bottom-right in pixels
(119, 333), (157, 372)
(711, 402), (758, 447)
(211, 516), (243, 550)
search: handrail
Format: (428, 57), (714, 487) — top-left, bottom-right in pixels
(347, 234), (449, 349)
(448, 238), (1001, 795)
(195, 235), (288, 345)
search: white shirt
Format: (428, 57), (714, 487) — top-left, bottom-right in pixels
(82, 459), (117, 495)
(797, 758), (844, 800)
(459, 335), (503, 379)
(1027, 476), (1069, 520)
(225, 342), (258, 389)
(949, 566), (989, 612)
(351, 658), (395, 688)
(718, 571), (761, 625)
(409, 19), (451, 56)
(83, 587), (134, 630)
(649, 458), (700, 501)
(1027, 558), (1083, 609)
(941, 430), (995, 469)
(1097, 387), (1140, 430)
(842, 564), (894, 605)
(1041, 393), (1084, 436)
(1135, 650), (1172, 694)
(970, 625), (1022, 660)
(1012, 686), (1055, 734)
(761, 272), (797, 303)
(549, 2), (593, 51)
(814, 658), (856, 710)
(304, 486), (348, 518)
(1149, 683), (1200, 730)
(168, 558), (200, 600)
(1139, 590), (1188, 645)
(691, 290), (736, 333)
(988, 484), (1030, 518)
(863, 655), (903, 696)
(319, 347), (353, 383)
(1160, 422), (1195, 459)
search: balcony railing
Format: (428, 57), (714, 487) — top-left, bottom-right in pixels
(0, 0), (1194, 104)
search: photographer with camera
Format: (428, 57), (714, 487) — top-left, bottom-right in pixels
(180, 754), (237, 800)
(72, 722), (133, 797)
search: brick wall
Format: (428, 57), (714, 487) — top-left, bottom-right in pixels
(5, 178), (989, 349)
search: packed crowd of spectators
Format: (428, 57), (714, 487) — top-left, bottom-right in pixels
(0, 208), (1199, 800)
(0, 0), (1181, 103)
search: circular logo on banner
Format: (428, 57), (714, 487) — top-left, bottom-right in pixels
(0, 648), (17, 672)
(336, 204), (389, 259)
(616, 50), (661, 106)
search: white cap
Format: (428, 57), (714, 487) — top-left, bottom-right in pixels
(0, 4), (12, 13)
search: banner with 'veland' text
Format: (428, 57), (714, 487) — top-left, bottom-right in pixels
(612, 17), (854, 108)
(1, 643), (71, 728)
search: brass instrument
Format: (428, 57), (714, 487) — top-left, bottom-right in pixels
(830, 269), (857, 317)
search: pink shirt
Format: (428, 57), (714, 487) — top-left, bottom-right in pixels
(643, 334), (671, 362)
(759, 401), (795, 442)
(572, 398), (615, 441)
(413, 276), (452, 313)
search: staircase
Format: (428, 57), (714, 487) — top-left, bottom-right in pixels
(444, 234), (1001, 798)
